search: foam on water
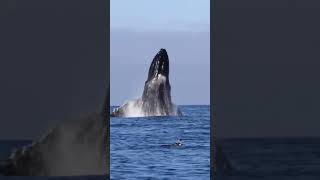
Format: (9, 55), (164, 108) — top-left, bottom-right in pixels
(116, 99), (180, 118)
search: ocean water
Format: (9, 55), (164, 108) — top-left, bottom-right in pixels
(218, 138), (320, 180)
(4, 107), (318, 180)
(110, 105), (210, 180)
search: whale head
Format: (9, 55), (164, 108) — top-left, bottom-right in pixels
(141, 48), (173, 115)
(147, 48), (170, 82)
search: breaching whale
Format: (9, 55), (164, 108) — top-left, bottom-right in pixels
(0, 92), (109, 176)
(111, 48), (181, 117)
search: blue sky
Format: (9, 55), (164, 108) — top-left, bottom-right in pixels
(111, 0), (210, 105)
(111, 0), (210, 31)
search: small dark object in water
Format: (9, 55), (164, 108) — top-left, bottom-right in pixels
(161, 139), (184, 148)
(174, 139), (183, 146)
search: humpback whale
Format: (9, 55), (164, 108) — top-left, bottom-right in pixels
(0, 92), (109, 176)
(111, 48), (181, 117)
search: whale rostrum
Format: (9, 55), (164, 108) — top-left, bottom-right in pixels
(111, 48), (182, 117)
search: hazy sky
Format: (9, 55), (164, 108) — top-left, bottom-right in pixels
(110, 0), (210, 105)
(111, 0), (210, 31)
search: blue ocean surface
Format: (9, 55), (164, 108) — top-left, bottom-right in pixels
(110, 105), (210, 180)
(219, 138), (320, 180)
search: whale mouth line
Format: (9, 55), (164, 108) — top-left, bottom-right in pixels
(147, 48), (169, 81)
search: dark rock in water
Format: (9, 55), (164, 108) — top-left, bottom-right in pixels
(0, 113), (107, 176)
(111, 49), (182, 117)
